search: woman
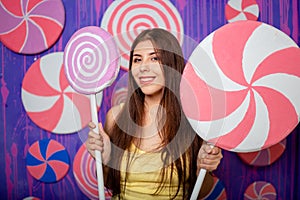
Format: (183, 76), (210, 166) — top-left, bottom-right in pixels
(86, 28), (223, 199)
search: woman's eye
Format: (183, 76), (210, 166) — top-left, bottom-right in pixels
(151, 57), (159, 61)
(133, 58), (141, 63)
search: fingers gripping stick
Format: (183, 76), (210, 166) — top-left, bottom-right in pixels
(190, 143), (214, 200)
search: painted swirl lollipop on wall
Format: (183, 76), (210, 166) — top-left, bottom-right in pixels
(101, 0), (184, 70)
(244, 181), (277, 200)
(0, 0), (65, 54)
(26, 139), (69, 183)
(73, 144), (112, 200)
(225, 0), (259, 23)
(21, 52), (103, 134)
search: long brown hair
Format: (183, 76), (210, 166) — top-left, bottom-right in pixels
(106, 28), (203, 199)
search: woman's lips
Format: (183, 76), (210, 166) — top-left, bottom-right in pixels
(139, 76), (156, 85)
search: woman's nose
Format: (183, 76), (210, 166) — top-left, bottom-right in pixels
(139, 61), (150, 72)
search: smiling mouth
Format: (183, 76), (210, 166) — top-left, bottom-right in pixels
(139, 76), (156, 85)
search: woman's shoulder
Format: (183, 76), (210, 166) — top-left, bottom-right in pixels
(104, 103), (125, 133)
(107, 103), (124, 118)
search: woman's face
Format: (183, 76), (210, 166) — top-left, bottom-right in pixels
(131, 40), (165, 97)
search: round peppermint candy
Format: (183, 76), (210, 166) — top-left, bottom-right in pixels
(237, 139), (286, 166)
(244, 181), (277, 200)
(225, 0), (259, 23)
(180, 20), (300, 152)
(21, 52), (103, 134)
(26, 139), (69, 183)
(0, 0), (65, 54)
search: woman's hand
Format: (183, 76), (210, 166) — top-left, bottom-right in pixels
(197, 141), (223, 174)
(85, 122), (111, 165)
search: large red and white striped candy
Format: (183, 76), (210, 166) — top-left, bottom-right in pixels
(21, 52), (103, 134)
(101, 0), (184, 70)
(64, 26), (120, 94)
(181, 20), (300, 152)
(73, 144), (112, 200)
(225, 0), (259, 23)
(0, 0), (65, 54)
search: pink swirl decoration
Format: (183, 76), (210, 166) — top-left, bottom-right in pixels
(73, 144), (112, 200)
(64, 26), (120, 94)
(181, 20), (300, 152)
(0, 0), (65, 54)
(244, 181), (276, 200)
(100, 0), (184, 70)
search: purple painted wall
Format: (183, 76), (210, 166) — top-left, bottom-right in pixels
(0, 0), (299, 199)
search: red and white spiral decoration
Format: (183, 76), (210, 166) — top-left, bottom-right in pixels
(181, 20), (300, 152)
(225, 0), (259, 23)
(101, 0), (184, 70)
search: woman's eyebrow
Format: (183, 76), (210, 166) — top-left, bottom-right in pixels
(133, 52), (157, 57)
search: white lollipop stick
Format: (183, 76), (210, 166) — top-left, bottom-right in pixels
(190, 168), (206, 200)
(64, 26), (120, 200)
(90, 94), (105, 200)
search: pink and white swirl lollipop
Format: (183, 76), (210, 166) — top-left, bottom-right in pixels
(225, 0), (259, 23)
(64, 26), (120, 94)
(0, 0), (65, 54)
(180, 20), (300, 198)
(64, 26), (120, 199)
(101, 0), (183, 70)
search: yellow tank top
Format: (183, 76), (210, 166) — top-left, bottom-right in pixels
(112, 143), (188, 199)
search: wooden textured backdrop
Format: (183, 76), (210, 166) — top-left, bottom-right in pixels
(0, 0), (299, 199)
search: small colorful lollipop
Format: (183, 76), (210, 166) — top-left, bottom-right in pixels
(64, 26), (120, 199)
(180, 20), (300, 199)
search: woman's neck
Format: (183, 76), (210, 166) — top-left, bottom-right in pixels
(144, 91), (162, 107)
(134, 93), (165, 151)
